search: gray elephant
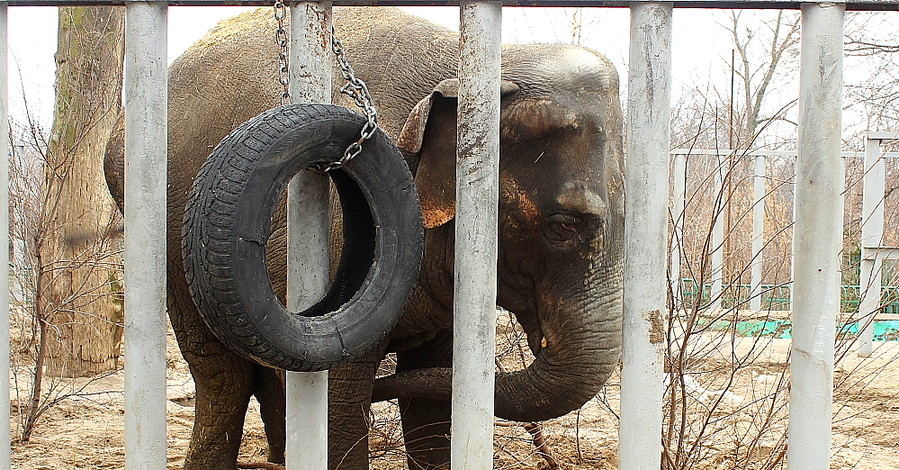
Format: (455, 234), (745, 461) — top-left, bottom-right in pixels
(104, 6), (624, 469)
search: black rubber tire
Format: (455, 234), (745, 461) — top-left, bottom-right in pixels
(182, 103), (423, 372)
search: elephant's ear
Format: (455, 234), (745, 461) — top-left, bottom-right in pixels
(397, 78), (520, 229)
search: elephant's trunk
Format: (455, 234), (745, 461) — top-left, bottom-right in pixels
(373, 262), (622, 422)
(496, 277), (622, 421)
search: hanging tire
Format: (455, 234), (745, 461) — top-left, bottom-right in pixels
(182, 103), (423, 372)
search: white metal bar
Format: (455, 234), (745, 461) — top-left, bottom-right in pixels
(750, 155), (765, 312)
(788, 4), (844, 469)
(452, 2), (501, 469)
(863, 247), (899, 259)
(285, 3), (333, 469)
(0, 6), (10, 470)
(838, 156), (846, 312)
(620, 3), (671, 470)
(711, 155), (724, 310)
(670, 148), (899, 159)
(790, 184), (796, 309)
(123, 3), (168, 469)
(857, 259), (881, 356)
(867, 131), (899, 140)
(858, 136), (885, 357)
(670, 154), (686, 308)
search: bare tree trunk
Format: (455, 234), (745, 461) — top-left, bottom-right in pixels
(39, 6), (125, 377)
(728, 11), (799, 144)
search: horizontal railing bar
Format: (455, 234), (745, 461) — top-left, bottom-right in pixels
(868, 131), (899, 140)
(863, 247), (899, 260)
(671, 149), (899, 158)
(3, 0), (899, 11)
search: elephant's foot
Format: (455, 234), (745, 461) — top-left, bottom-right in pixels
(237, 462), (287, 470)
(183, 415), (248, 470)
(236, 462), (285, 470)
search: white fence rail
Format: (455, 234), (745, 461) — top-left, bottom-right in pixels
(620, 4), (671, 469)
(858, 132), (899, 357)
(789, 5), (844, 464)
(3, 2), (899, 470)
(452, 2), (503, 469)
(122, 3), (169, 469)
(285, 3), (333, 468)
(669, 145), (899, 319)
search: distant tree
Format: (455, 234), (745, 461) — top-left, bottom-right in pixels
(671, 11), (800, 150)
(728, 10), (800, 145)
(38, 6), (125, 377)
(845, 12), (899, 138)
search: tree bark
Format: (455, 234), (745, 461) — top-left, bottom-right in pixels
(39, 6), (125, 377)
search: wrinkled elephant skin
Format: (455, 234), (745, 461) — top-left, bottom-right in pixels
(103, 7), (624, 470)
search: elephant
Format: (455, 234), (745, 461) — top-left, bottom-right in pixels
(104, 6), (624, 470)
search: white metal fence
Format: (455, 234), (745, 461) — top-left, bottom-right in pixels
(857, 132), (899, 356)
(669, 145), (899, 313)
(2, 1), (897, 469)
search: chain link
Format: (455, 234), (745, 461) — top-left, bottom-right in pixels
(274, 0), (290, 106)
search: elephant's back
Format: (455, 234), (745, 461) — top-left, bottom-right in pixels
(165, 6), (458, 211)
(165, 8), (281, 248)
(163, 6), (458, 298)
(330, 7), (458, 137)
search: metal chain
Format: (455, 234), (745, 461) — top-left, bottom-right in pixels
(321, 25), (380, 172)
(274, 0), (290, 106)
(271, 2), (379, 172)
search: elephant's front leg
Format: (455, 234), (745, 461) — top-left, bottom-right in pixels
(327, 344), (386, 469)
(397, 329), (453, 470)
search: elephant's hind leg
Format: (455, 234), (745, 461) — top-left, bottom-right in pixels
(397, 329), (452, 470)
(183, 350), (255, 470)
(254, 366), (286, 464)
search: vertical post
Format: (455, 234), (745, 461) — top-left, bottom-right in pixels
(123, 3), (168, 469)
(789, 4), (844, 470)
(711, 155), (725, 310)
(790, 177), (797, 310)
(858, 136), (884, 357)
(452, 2), (501, 469)
(670, 154), (686, 309)
(286, 2), (332, 469)
(621, 3), (671, 470)
(750, 155), (766, 312)
(0, 5), (10, 469)
(838, 156), (846, 312)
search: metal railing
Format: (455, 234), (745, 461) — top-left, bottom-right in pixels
(3, 2), (898, 470)
(679, 278), (899, 314)
(669, 142), (899, 352)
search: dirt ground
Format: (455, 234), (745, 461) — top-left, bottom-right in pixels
(8, 325), (899, 469)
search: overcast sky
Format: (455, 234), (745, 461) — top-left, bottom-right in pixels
(5, 6), (739, 130)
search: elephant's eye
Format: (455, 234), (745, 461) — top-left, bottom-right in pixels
(547, 213), (581, 242)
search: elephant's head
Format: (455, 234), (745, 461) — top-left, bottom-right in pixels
(382, 44), (624, 422)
